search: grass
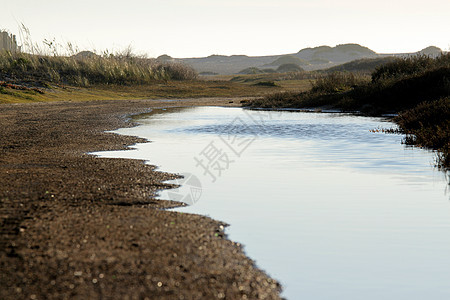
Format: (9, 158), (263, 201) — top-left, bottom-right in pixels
(371, 54), (449, 82)
(229, 72), (314, 91)
(0, 79), (283, 104)
(0, 50), (197, 87)
(322, 57), (398, 74)
(311, 72), (369, 93)
(0, 40), (285, 103)
(253, 81), (278, 87)
(247, 72), (370, 109)
(394, 97), (450, 169)
(248, 54), (450, 112)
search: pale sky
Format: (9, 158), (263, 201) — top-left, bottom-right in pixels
(1, 0), (449, 58)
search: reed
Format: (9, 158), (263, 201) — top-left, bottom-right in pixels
(248, 53), (450, 113)
(0, 51), (197, 86)
(394, 97), (450, 169)
(372, 54), (450, 82)
(0, 25), (197, 86)
(311, 72), (369, 93)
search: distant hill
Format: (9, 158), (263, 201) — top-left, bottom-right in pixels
(180, 54), (279, 75)
(175, 44), (443, 75)
(380, 46), (443, 58)
(238, 63), (304, 75)
(417, 46), (442, 57)
(296, 44), (377, 62)
(264, 55), (309, 67)
(156, 54), (175, 62)
(276, 64), (304, 73)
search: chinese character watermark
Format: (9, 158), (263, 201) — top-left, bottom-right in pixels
(219, 116), (258, 157)
(193, 108), (282, 183)
(194, 141), (235, 182)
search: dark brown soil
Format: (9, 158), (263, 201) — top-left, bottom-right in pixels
(0, 98), (282, 300)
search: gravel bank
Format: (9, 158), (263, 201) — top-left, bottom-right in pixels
(0, 98), (282, 300)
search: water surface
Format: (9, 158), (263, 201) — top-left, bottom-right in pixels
(94, 107), (450, 300)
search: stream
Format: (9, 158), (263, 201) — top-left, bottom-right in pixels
(93, 106), (450, 299)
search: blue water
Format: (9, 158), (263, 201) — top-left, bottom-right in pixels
(93, 106), (450, 300)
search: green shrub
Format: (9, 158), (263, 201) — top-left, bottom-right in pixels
(253, 81), (277, 87)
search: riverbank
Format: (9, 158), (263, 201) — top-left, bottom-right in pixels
(0, 99), (282, 299)
(246, 54), (450, 169)
(0, 80), (282, 104)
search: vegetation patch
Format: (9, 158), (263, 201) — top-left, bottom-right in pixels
(199, 71), (219, 75)
(371, 54), (448, 82)
(311, 72), (369, 93)
(0, 43), (280, 102)
(323, 57), (398, 74)
(253, 81), (278, 87)
(0, 80), (44, 93)
(394, 97), (450, 169)
(0, 50), (197, 87)
(248, 54), (449, 112)
(0, 86), (11, 95)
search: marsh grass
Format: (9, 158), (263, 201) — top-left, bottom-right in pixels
(0, 78), (282, 104)
(253, 81), (278, 87)
(395, 97), (450, 169)
(323, 57), (399, 74)
(0, 51), (197, 86)
(1, 25), (197, 87)
(249, 53), (450, 113)
(311, 72), (369, 93)
(247, 72), (369, 108)
(371, 54), (450, 82)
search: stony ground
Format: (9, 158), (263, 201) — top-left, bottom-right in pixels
(0, 98), (282, 300)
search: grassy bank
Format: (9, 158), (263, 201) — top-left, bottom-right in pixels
(0, 50), (197, 86)
(0, 79), (282, 104)
(248, 54), (449, 112)
(394, 97), (449, 169)
(247, 54), (450, 169)
(0, 51), (285, 103)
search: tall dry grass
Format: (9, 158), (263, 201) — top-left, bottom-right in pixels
(248, 53), (450, 112)
(395, 97), (450, 169)
(0, 51), (197, 86)
(371, 54), (450, 82)
(311, 72), (369, 93)
(0, 25), (197, 86)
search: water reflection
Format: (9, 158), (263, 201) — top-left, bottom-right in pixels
(93, 107), (450, 300)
